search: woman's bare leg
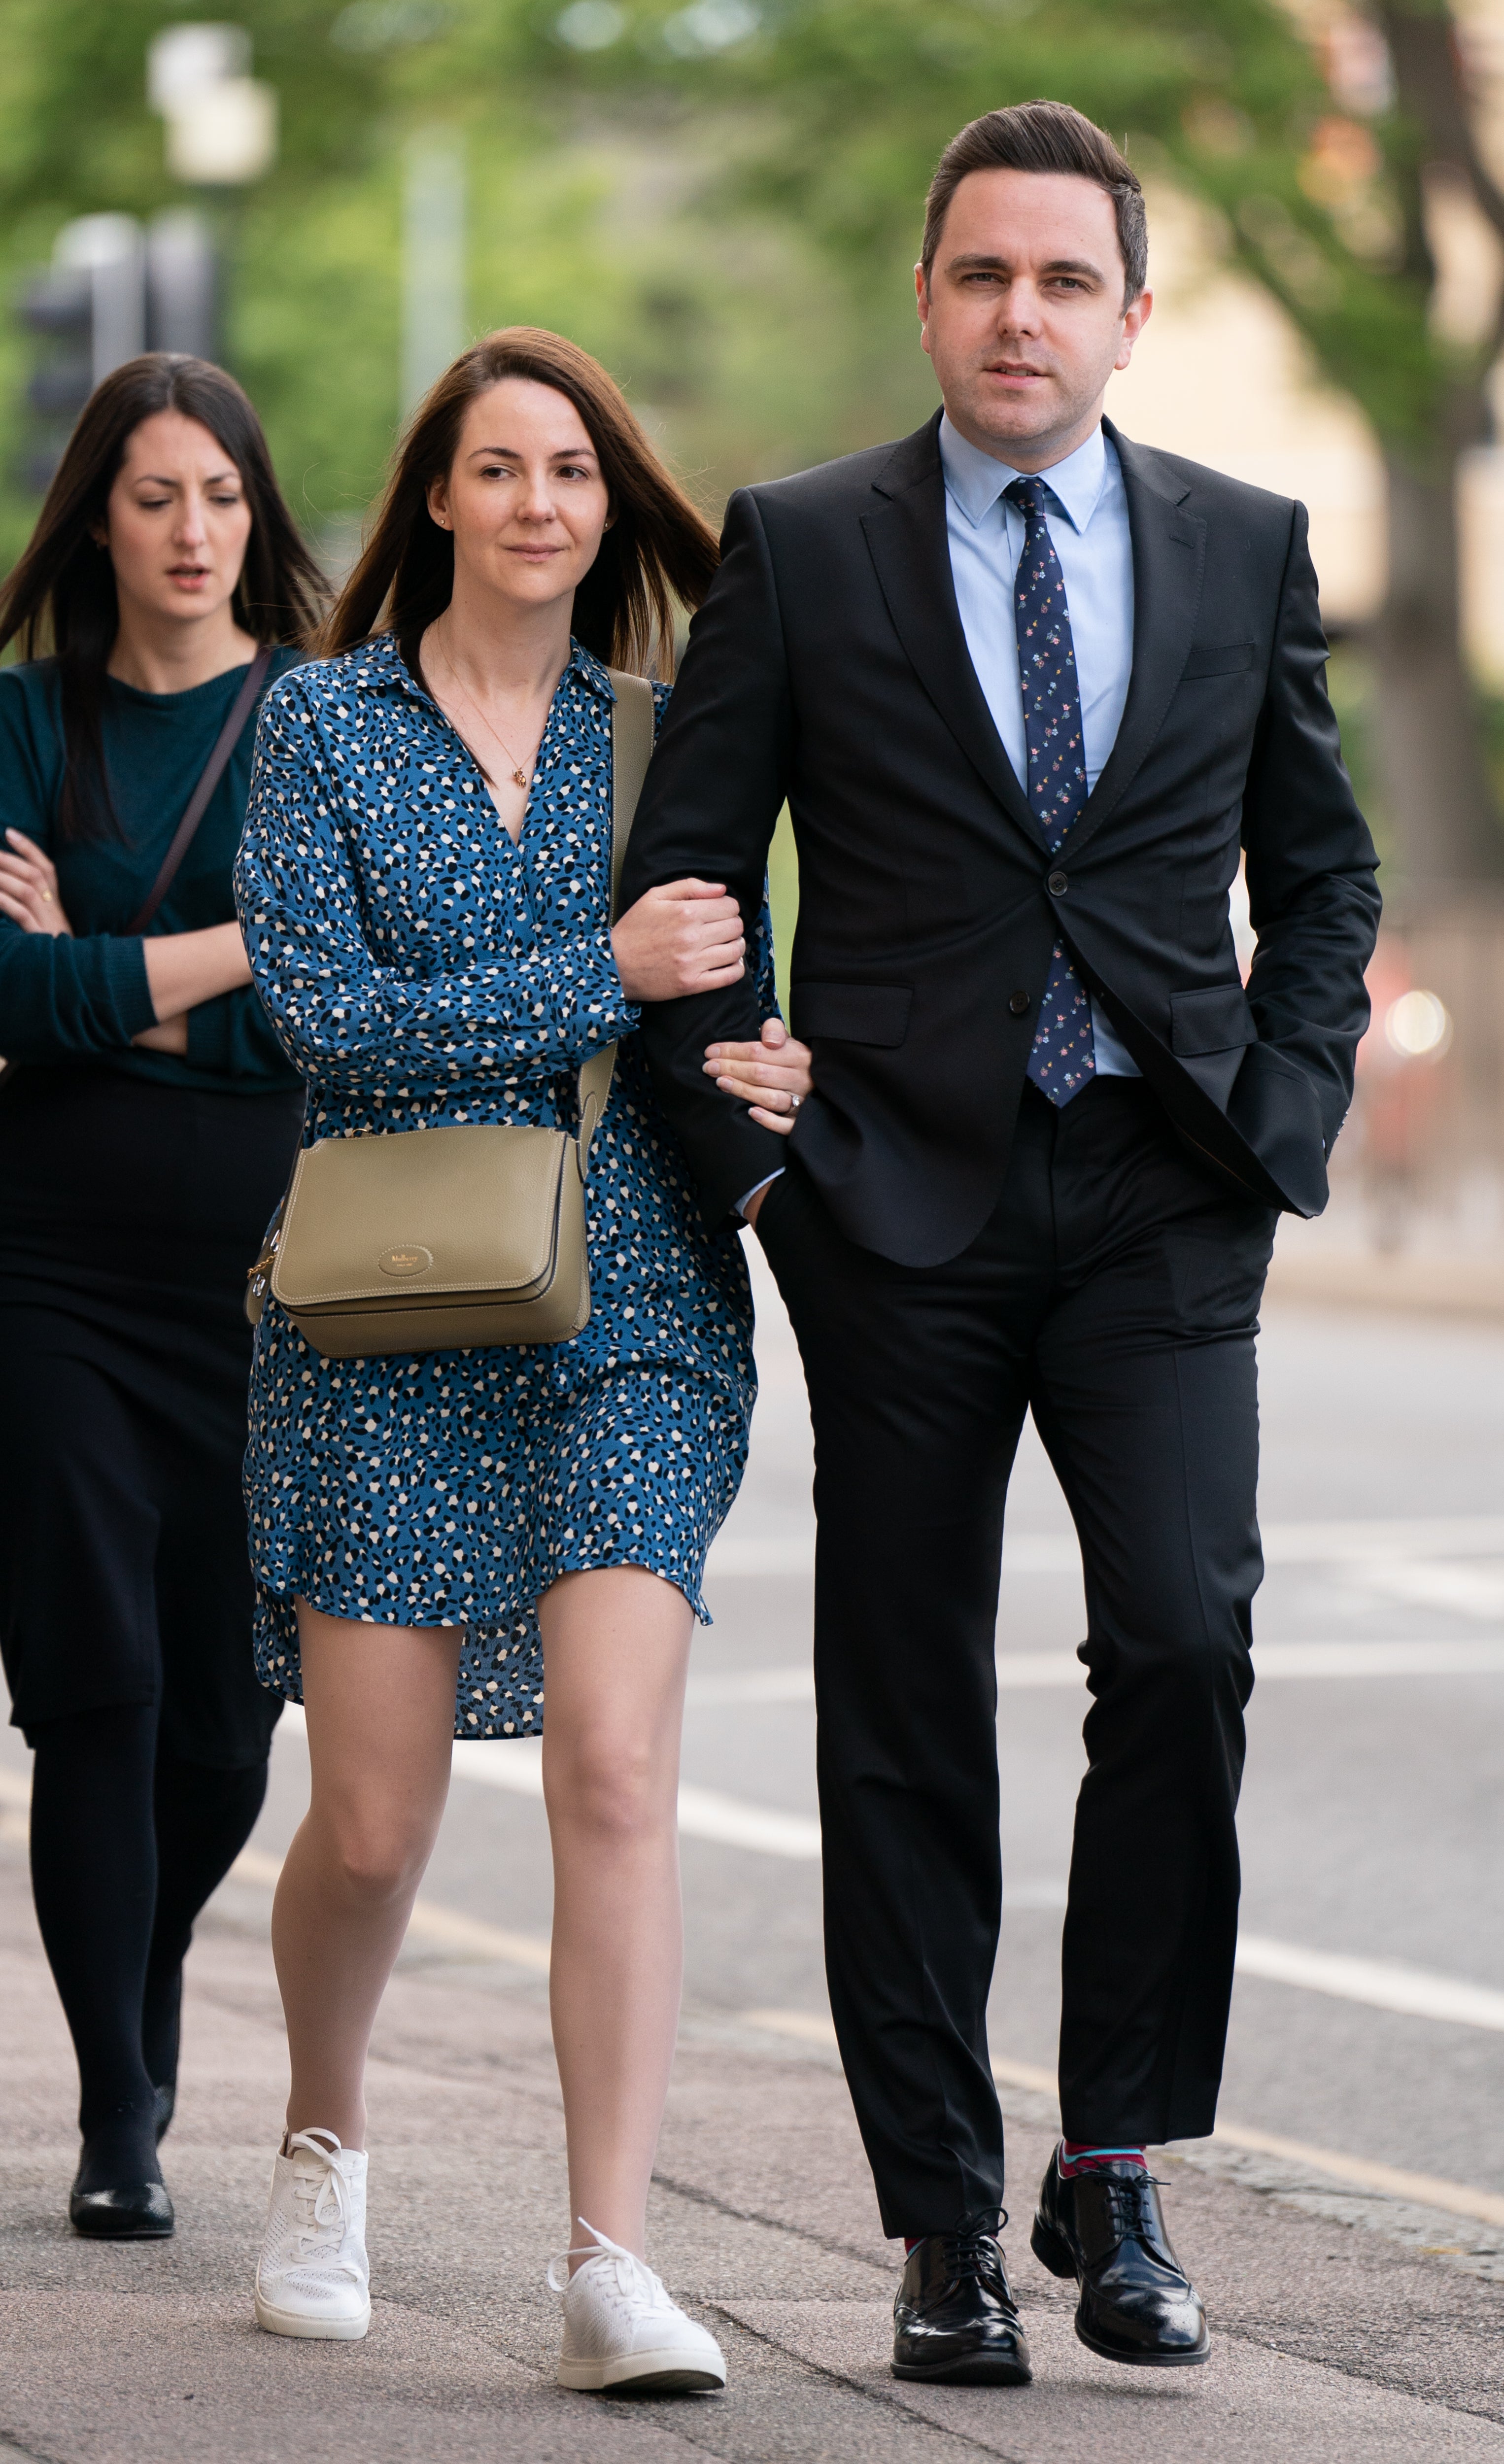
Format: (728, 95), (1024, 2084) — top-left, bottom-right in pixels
(271, 1603), (460, 2149)
(539, 1567), (694, 2262)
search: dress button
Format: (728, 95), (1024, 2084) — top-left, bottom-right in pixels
(1047, 870), (1068, 896)
(1008, 991), (1031, 1017)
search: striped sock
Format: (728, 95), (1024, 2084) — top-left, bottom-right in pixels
(1059, 2138), (1147, 2177)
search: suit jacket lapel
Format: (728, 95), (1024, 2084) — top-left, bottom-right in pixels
(1054, 421), (1207, 862)
(860, 418), (1042, 851)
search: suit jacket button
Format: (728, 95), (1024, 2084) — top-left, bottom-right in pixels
(1008, 991), (1031, 1016)
(1047, 870), (1068, 895)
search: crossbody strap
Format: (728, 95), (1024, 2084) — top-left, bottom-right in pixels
(576, 670), (655, 1170)
(127, 644), (273, 935)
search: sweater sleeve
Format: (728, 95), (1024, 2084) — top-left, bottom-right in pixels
(184, 982), (301, 1084)
(233, 669), (639, 1098)
(0, 675), (157, 1062)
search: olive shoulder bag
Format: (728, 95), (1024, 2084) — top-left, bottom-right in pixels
(245, 669), (656, 1360)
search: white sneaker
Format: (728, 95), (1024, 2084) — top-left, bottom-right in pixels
(548, 2219), (726, 2392)
(254, 2127), (371, 2341)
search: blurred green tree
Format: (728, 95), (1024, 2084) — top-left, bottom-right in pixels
(577, 0), (1504, 891)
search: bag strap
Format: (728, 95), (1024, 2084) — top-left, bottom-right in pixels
(127, 645), (273, 935)
(576, 670), (655, 1170)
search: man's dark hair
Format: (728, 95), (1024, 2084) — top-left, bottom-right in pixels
(921, 101), (1147, 305)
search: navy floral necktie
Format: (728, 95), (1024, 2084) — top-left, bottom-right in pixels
(1005, 474), (1095, 1105)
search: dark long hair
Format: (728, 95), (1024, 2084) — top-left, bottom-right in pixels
(319, 327), (718, 675)
(0, 353), (327, 839)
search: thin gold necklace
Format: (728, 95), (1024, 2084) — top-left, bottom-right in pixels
(431, 625), (541, 790)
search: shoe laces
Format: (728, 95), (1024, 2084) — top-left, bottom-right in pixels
(940, 2210), (1010, 2291)
(285, 2128), (361, 2279)
(547, 2218), (677, 2316)
(1093, 2171), (1172, 2252)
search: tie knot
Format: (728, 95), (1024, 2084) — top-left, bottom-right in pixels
(1004, 474), (1057, 524)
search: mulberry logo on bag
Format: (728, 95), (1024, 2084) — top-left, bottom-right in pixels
(378, 1245), (433, 1277)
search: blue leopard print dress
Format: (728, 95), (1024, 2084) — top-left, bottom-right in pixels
(233, 634), (770, 1739)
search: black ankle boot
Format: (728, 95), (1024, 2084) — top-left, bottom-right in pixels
(142, 1964), (182, 2147)
(69, 2102), (174, 2240)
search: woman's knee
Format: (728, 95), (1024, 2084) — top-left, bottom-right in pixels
(546, 1728), (675, 1848)
(310, 1798), (439, 1905)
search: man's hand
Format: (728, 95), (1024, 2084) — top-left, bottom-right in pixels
(703, 1014), (813, 1134)
(613, 878), (746, 1003)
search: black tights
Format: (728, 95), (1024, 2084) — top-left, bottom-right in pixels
(29, 1703), (268, 2187)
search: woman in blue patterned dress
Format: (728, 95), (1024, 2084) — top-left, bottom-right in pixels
(233, 329), (811, 2387)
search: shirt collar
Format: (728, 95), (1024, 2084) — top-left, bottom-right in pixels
(938, 412), (1110, 535)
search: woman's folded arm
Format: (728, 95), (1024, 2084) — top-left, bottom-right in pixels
(0, 924), (156, 1062)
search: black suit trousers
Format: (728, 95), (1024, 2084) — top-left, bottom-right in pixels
(753, 1078), (1278, 2237)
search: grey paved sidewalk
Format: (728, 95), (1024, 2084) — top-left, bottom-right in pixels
(2, 1845), (1502, 2464)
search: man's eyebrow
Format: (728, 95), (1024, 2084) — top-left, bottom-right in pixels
(945, 252), (1106, 281)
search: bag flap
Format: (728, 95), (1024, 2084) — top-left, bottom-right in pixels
(272, 1124), (567, 1308)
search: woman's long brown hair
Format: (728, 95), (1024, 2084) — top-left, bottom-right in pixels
(0, 353), (327, 840)
(319, 327), (718, 675)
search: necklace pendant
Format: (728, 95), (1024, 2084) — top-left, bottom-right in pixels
(512, 767), (527, 789)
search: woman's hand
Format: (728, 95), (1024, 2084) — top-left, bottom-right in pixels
(703, 1014), (814, 1134)
(0, 829), (73, 936)
(613, 878), (745, 1003)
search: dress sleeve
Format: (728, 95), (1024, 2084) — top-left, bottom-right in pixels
(0, 676), (156, 1063)
(233, 669), (640, 1096)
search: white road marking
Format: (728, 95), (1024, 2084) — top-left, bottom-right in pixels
(685, 1638), (1504, 1705)
(739, 2011), (1504, 2227)
(1234, 1935), (1504, 2030)
(10, 1753), (1502, 2045)
(708, 1512), (1504, 1580)
(1352, 1560), (1504, 1622)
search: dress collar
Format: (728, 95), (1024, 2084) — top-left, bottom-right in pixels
(938, 413), (1110, 535)
(377, 627), (614, 708)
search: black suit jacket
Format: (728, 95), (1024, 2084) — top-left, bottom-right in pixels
(621, 411), (1381, 1267)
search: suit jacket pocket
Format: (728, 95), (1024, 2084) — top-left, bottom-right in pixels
(1182, 642), (1256, 680)
(791, 981), (913, 1047)
(1170, 982), (1258, 1057)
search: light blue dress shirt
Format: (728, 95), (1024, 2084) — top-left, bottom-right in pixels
(938, 412), (1140, 1079)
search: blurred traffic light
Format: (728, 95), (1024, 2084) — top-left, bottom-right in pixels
(15, 212), (219, 494)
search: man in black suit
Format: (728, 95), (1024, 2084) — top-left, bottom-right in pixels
(619, 100), (1379, 2384)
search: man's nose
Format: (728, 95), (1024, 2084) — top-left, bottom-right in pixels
(995, 282), (1042, 331)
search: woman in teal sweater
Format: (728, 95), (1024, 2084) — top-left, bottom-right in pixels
(0, 353), (323, 2239)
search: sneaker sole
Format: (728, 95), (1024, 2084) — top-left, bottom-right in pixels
(254, 2290), (371, 2341)
(557, 2350), (725, 2393)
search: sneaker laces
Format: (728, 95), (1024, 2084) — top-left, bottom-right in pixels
(547, 2218), (677, 2316)
(285, 2128), (362, 2281)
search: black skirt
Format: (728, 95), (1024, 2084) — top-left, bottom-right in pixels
(0, 1063), (304, 1759)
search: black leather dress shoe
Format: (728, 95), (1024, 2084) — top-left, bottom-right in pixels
(1031, 2150), (1208, 2366)
(892, 2212), (1032, 2384)
(69, 2179), (175, 2240)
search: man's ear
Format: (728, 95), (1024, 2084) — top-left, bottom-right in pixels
(1114, 287), (1153, 374)
(915, 261), (932, 355)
